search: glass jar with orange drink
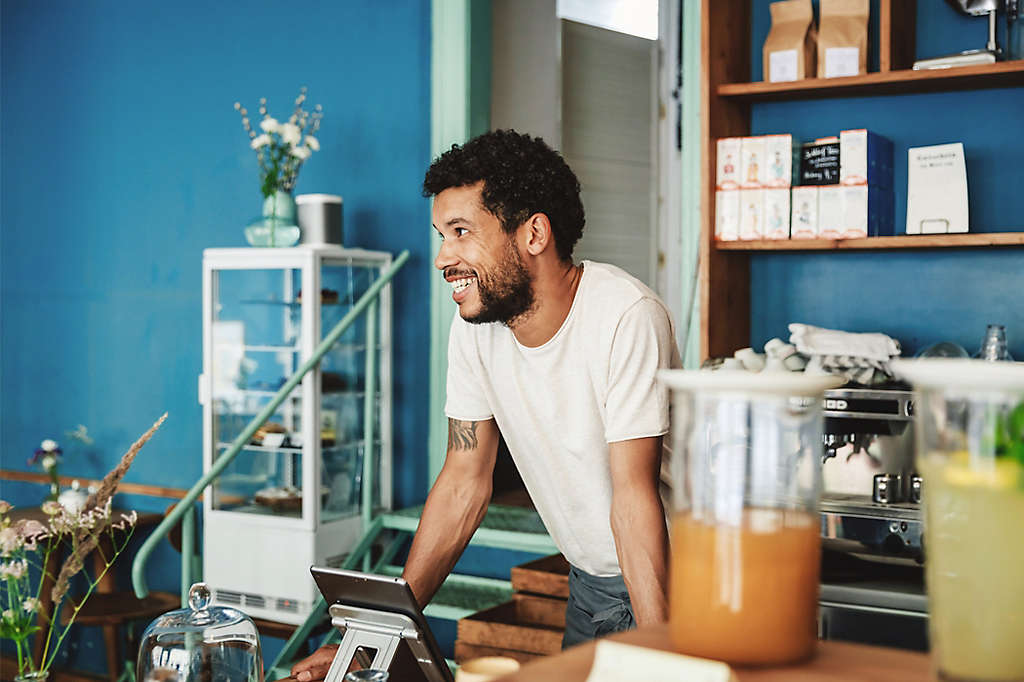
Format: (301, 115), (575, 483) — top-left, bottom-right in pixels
(893, 358), (1024, 682)
(658, 370), (843, 666)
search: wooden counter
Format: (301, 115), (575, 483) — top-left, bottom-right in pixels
(495, 624), (930, 681)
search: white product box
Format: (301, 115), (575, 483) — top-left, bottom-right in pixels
(715, 190), (740, 241)
(840, 129), (868, 185)
(818, 185), (844, 239)
(740, 136), (766, 188)
(840, 128), (894, 187)
(790, 186), (819, 239)
(716, 137), (742, 190)
(763, 188), (791, 239)
(763, 134), (793, 188)
(739, 189), (765, 240)
(841, 184), (869, 238)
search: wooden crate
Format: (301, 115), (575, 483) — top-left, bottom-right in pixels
(457, 593), (566, 656)
(453, 641), (543, 665)
(510, 554), (570, 599)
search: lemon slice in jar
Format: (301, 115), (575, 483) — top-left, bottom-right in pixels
(942, 452), (1023, 490)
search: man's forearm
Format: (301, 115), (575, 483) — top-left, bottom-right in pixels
(611, 490), (670, 626)
(401, 467), (492, 607)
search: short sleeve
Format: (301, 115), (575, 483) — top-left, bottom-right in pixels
(444, 315), (494, 421)
(604, 297), (682, 442)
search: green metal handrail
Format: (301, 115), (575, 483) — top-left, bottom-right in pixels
(132, 250), (409, 599)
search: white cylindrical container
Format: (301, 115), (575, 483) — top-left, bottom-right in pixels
(296, 194), (343, 245)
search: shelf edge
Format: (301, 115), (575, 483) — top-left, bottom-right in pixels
(717, 61), (1024, 100)
(715, 232), (1024, 251)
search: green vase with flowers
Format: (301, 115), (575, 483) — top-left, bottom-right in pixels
(235, 87), (322, 247)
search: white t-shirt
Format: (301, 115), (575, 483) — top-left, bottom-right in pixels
(445, 261), (682, 576)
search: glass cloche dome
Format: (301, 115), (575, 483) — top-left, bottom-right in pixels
(137, 582), (264, 682)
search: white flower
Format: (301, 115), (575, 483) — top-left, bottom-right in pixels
(290, 145), (311, 161)
(22, 597), (39, 613)
(41, 455), (57, 471)
(250, 134), (271, 149)
(0, 559), (28, 580)
(14, 519), (46, 542)
(304, 135), (320, 151)
(41, 501), (62, 516)
(0, 526), (19, 556)
(280, 122), (302, 146)
(2, 609), (13, 622)
(0, 501), (10, 515)
(259, 117), (280, 133)
(41, 439), (58, 452)
(67, 424), (94, 445)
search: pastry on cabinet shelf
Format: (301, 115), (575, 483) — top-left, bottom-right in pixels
(253, 485), (331, 512)
(250, 421), (286, 445)
(253, 486), (302, 512)
(295, 288), (339, 304)
(322, 371), (347, 392)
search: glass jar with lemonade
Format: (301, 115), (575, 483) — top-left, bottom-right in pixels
(893, 358), (1024, 682)
(658, 370), (843, 666)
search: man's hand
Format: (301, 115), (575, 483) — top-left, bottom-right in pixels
(609, 436), (670, 626)
(290, 643), (338, 682)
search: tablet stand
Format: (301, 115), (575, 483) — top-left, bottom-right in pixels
(323, 603), (449, 682)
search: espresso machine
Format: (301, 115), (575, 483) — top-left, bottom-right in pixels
(816, 385), (928, 650)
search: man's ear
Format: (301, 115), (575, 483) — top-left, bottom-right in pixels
(520, 212), (553, 256)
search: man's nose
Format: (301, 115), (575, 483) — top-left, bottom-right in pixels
(434, 239), (456, 271)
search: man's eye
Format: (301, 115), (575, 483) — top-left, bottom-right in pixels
(455, 227), (468, 237)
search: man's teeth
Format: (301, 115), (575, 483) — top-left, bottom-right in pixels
(451, 277), (476, 293)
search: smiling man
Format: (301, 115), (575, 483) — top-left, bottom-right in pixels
(291, 130), (679, 681)
(412, 129), (680, 641)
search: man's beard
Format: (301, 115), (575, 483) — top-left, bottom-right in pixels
(459, 240), (535, 326)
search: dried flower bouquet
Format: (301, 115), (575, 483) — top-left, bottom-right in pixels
(0, 413), (167, 678)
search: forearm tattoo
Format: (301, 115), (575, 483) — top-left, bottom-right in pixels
(448, 419), (479, 451)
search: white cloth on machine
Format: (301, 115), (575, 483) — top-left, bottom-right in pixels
(789, 323), (901, 385)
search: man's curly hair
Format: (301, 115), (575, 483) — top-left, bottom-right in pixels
(422, 129), (585, 262)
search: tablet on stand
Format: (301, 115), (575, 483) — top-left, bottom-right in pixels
(310, 566), (454, 682)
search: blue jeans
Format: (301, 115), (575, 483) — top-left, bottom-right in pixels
(562, 565), (636, 649)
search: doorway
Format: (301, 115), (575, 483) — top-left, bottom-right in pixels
(427, 0), (699, 485)
(490, 0), (671, 295)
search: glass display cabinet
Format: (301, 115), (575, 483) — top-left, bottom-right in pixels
(200, 245), (393, 624)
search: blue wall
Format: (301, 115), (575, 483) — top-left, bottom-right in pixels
(747, 1), (1024, 357)
(2, 0), (431, 672)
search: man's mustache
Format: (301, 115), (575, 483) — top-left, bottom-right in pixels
(444, 268), (477, 280)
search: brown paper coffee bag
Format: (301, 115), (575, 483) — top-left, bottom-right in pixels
(818, 0), (869, 78)
(763, 0), (816, 83)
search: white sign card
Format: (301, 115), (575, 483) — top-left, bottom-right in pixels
(906, 143), (968, 234)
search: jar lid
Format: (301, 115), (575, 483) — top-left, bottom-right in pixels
(657, 369), (844, 396)
(142, 583), (254, 636)
(892, 358), (1024, 392)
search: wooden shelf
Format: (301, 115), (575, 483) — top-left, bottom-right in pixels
(717, 60), (1024, 101)
(715, 232), (1024, 251)
(698, 0), (1023, 361)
